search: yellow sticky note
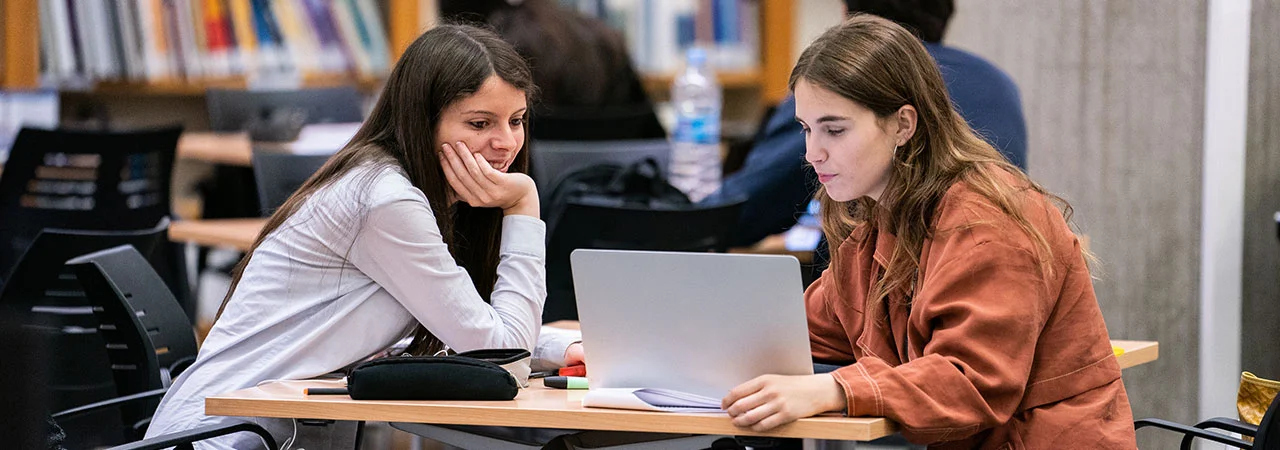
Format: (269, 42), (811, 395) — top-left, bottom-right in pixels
(1113, 345), (1125, 356)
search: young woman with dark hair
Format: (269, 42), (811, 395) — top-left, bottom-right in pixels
(721, 15), (1136, 448)
(145, 24), (583, 449)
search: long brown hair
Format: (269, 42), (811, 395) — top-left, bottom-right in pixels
(217, 24), (537, 355)
(792, 14), (1071, 303)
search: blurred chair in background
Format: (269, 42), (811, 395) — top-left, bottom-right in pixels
(205, 87), (364, 133)
(544, 200), (744, 322)
(529, 139), (671, 214)
(201, 87), (364, 221)
(0, 127), (185, 309)
(250, 150), (331, 216)
(1135, 392), (1280, 449)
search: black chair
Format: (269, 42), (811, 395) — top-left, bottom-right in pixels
(251, 149), (331, 215)
(529, 139), (671, 212)
(543, 200), (745, 322)
(53, 244), (277, 450)
(0, 222), (169, 448)
(1135, 393), (1280, 449)
(201, 87), (363, 220)
(0, 126), (181, 289)
(530, 103), (666, 142)
(206, 87), (364, 132)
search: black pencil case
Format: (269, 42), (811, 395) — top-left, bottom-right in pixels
(347, 348), (531, 401)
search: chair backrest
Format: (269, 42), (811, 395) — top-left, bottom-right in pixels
(0, 126), (180, 281)
(530, 103), (666, 141)
(1254, 393), (1280, 449)
(68, 245), (198, 396)
(0, 222), (168, 400)
(251, 150), (332, 215)
(543, 200), (744, 321)
(529, 139), (671, 209)
(0, 222), (168, 447)
(206, 87), (364, 132)
(0, 312), (54, 450)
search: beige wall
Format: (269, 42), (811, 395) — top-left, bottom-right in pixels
(946, 1), (1207, 448)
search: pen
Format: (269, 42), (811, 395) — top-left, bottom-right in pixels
(544, 376), (588, 389)
(304, 387), (350, 395)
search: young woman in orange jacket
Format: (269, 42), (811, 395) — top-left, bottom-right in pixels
(721, 15), (1138, 449)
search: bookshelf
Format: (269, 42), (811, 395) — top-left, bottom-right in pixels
(0, 0), (436, 94)
(2, 1), (792, 106)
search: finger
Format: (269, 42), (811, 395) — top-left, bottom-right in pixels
(444, 142), (489, 203)
(466, 147), (505, 184)
(751, 410), (793, 432)
(725, 390), (770, 420)
(440, 145), (479, 203)
(723, 377), (766, 410)
(732, 398), (778, 428)
(452, 141), (491, 184)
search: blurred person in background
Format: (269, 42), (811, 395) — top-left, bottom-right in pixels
(442, 0), (666, 140)
(702, 0), (1027, 248)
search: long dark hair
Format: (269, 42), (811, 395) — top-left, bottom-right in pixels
(792, 15), (1072, 303)
(216, 24), (537, 355)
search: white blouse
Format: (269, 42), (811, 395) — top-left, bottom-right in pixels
(145, 160), (578, 449)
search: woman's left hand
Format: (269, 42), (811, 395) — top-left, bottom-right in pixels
(564, 342), (586, 367)
(721, 374), (846, 431)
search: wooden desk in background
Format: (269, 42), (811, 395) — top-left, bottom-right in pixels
(168, 218), (814, 259)
(178, 132), (253, 166)
(170, 218), (265, 251)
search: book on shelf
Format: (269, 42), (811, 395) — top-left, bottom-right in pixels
(37, 0), (391, 88)
(561, 0), (761, 76)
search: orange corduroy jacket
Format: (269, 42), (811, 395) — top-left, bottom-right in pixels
(807, 180), (1138, 449)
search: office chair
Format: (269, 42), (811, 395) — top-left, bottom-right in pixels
(53, 244), (278, 450)
(529, 138), (672, 211)
(251, 149), (331, 215)
(205, 87), (364, 132)
(543, 199), (745, 322)
(1135, 393), (1280, 449)
(0, 126), (182, 295)
(201, 87), (364, 220)
(530, 103), (667, 141)
(0, 222), (169, 448)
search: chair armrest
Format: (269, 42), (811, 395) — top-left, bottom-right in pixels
(1182, 417), (1259, 450)
(1194, 417), (1258, 436)
(106, 419), (279, 450)
(1134, 418), (1252, 450)
(51, 388), (168, 421)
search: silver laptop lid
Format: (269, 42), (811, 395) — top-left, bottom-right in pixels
(571, 249), (814, 399)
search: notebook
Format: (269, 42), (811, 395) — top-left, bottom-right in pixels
(570, 249), (814, 413)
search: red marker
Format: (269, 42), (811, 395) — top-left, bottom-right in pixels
(558, 364), (586, 377)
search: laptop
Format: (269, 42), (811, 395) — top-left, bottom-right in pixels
(570, 249), (814, 406)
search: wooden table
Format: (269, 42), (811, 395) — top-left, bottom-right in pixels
(169, 218), (265, 250)
(178, 132), (253, 166)
(1112, 340), (1159, 369)
(168, 217), (803, 256)
(207, 378), (895, 441)
(206, 341), (1156, 443)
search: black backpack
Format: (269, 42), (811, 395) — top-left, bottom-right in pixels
(544, 158), (690, 234)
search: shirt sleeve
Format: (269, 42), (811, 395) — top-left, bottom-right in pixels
(532, 326), (583, 372)
(829, 220), (1052, 444)
(348, 199), (547, 356)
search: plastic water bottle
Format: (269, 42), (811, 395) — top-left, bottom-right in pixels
(669, 47), (722, 202)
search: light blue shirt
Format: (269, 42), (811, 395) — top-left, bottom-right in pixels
(146, 159), (578, 449)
